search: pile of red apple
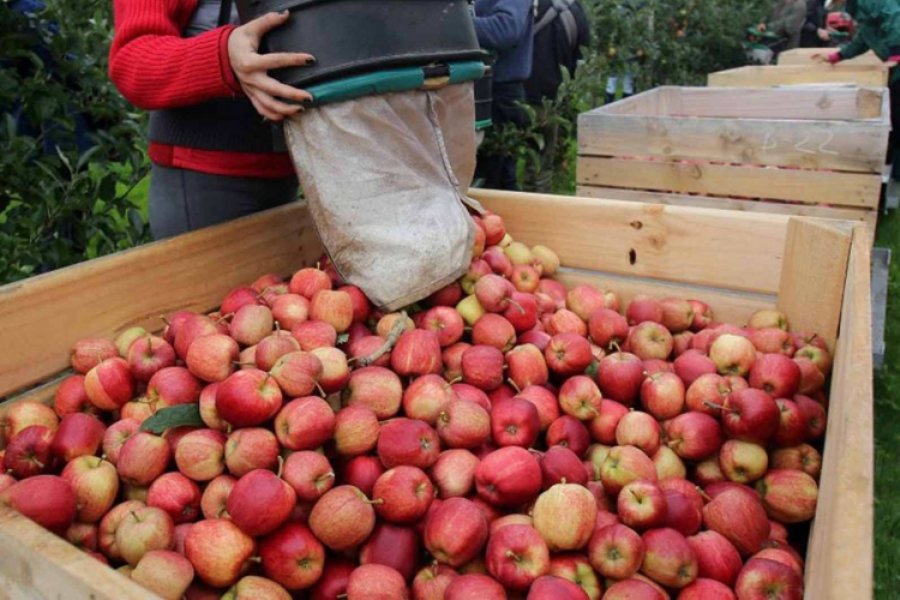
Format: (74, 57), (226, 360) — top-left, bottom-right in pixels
(0, 211), (830, 600)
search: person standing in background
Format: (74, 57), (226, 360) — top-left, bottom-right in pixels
(473, 0), (535, 190)
(760, 0), (808, 51)
(109, 1), (313, 240)
(800, 0), (832, 46)
(523, 0), (590, 192)
(819, 0), (900, 178)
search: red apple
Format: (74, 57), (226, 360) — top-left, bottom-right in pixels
(702, 489), (770, 556)
(735, 558), (803, 600)
(371, 465), (434, 524)
(597, 352), (644, 406)
(517, 385), (559, 430)
(184, 334), (238, 383)
(599, 445), (657, 496)
(422, 306), (465, 348)
(131, 550), (195, 600)
(333, 405), (380, 457)
(475, 446), (542, 507)
(224, 427), (279, 476)
(628, 322), (674, 361)
(491, 396), (541, 448)
(116, 505), (175, 566)
(547, 415), (591, 456)
(686, 299), (712, 331)
(289, 267), (332, 299)
(147, 471), (201, 524)
(640, 527), (697, 588)
(486, 524), (551, 590)
(412, 564), (458, 600)
(185, 518), (255, 587)
(710, 334), (756, 377)
(795, 344), (832, 377)
(461, 345), (505, 391)
(506, 344), (549, 390)
(84, 357), (135, 411)
(271, 293), (310, 330)
(533, 483), (597, 551)
(588, 523), (644, 579)
(672, 350), (715, 387)
(428, 280), (464, 307)
(639, 372), (684, 420)
(53, 375), (99, 418)
(377, 418), (440, 469)
(795, 394), (826, 440)
(310, 559), (355, 600)
(0, 475), (76, 534)
(391, 329), (442, 377)
(615, 411), (661, 456)
(756, 469), (818, 523)
(588, 308), (628, 349)
(662, 488), (701, 536)
(281, 450), (334, 502)
(360, 523), (420, 581)
(603, 578), (664, 600)
(424, 497), (488, 567)
(626, 296), (663, 326)
(430, 449), (479, 499)
(770, 443), (822, 478)
(347, 564), (409, 599)
(254, 332), (301, 372)
(309, 289), (353, 333)
(341, 456), (385, 498)
(686, 530), (743, 586)
(146, 366), (202, 409)
(309, 485), (376, 551)
(663, 411), (722, 461)
(346, 366), (403, 419)
(199, 474), (234, 520)
(59, 455), (118, 523)
(46, 412), (103, 463)
(748, 353), (801, 400)
(678, 578), (736, 600)
(720, 389), (780, 444)
(275, 396), (335, 451)
(101, 418), (139, 465)
(772, 398), (807, 448)
(504, 291), (539, 333)
(291, 320), (337, 351)
(117, 432), (170, 486)
(437, 398), (491, 449)
(214, 369), (283, 428)
(126, 334), (177, 382)
(685, 373), (731, 416)
(659, 298), (694, 333)
(548, 554), (600, 600)
(618, 481), (667, 531)
(174, 429), (226, 482)
(748, 327), (796, 356)
(540, 446), (588, 488)
(545, 333), (593, 376)
(257, 522), (326, 592)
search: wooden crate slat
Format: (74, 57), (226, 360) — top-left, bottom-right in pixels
(776, 218), (853, 349)
(672, 86), (885, 121)
(778, 48), (884, 66)
(803, 223), (873, 599)
(0, 506), (157, 599)
(469, 189), (789, 295)
(576, 186), (878, 232)
(708, 65), (889, 88)
(578, 110), (888, 174)
(577, 156), (882, 209)
(0, 203), (323, 398)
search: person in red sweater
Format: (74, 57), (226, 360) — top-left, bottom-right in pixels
(109, 0), (314, 239)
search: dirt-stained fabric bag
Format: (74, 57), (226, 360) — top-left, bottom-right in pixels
(284, 82), (480, 311)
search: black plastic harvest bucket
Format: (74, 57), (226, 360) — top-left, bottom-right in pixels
(235, 0), (485, 87)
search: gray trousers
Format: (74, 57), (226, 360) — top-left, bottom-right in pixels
(148, 164), (299, 240)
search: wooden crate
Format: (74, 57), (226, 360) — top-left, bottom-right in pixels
(708, 64), (889, 88)
(779, 48), (884, 67)
(577, 86), (890, 229)
(0, 191), (873, 599)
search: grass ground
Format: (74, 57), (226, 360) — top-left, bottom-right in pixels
(874, 209), (900, 598)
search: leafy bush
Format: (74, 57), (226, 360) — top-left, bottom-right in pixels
(0, 0), (149, 284)
(484, 0), (771, 193)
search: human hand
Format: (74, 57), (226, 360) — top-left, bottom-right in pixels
(817, 28), (831, 42)
(228, 11), (315, 121)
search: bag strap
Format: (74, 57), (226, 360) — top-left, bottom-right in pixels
(217, 0), (234, 27)
(534, 0), (577, 40)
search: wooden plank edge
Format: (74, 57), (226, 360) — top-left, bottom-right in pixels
(0, 506), (159, 600)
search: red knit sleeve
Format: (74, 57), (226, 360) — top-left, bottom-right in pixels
(109, 0), (244, 110)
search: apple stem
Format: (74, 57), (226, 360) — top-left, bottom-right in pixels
(317, 472), (336, 483)
(508, 299), (525, 315)
(248, 556), (262, 564)
(506, 378), (521, 393)
(336, 595), (348, 600)
(703, 400), (729, 413)
(276, 455), (285, 479)
(610, 341), (622, 354)
(367, 498), (385, 505)
(314, 381), (327, 397)
(697, 487), (712, 502)
(357, 311), (407, 367)
(447, 376), (463, 385)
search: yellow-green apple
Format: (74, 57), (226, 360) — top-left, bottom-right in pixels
(485, 524), (550, 590)
(588, 308), (628, 349)
(174, 429), (226, 482)
(505, 241), (534, 266)
(678, 578), (736, 600)
(53, 413), (106, 466)
(756, 469), (818, 523)
(626, 296), (663, 326)
(0, 475), (75, 534)
(391, 330), (442, 377)
(117, 431), (170, 486)
(490, 396), (541, 448)
(640, 527), (698, 588)
(340, 455), (384, 498)
(346, 366), (402, 419)
(216, 368), (283, 428)
(224, 427), (279, 476)
(545, 333), (593, 376)
(748, 309), (788, 331)
(547, 309), (588, 337)
(61, 455), (118, 523)
(585, 444), (612, 479)
(274, 396), (335, 451)
(309, 485), (376, 551)
(334, 405), (380, 456)
(735, 558), (803, 600)
(185, 518), (255, 587)
(258, 521), (326, 590)
(291, 320), (337, 350)
(376, 418), (440, 468)
(687, 530), (742, 586)
(597, 352), (644, 406)
(685, 373), (731, 416)
(116, 505), (175, 565)
(310, 559), (354, 600)
(461, 260), (493, 296)
(360, 523), (420, 580)
(659, 298), (694, 333)
(702, 489), (769, 556)
(618, 481), (666, 531)
(547, 415), (591, 456)
(461, 345), (505, 391)
(272, 293), (310, 330)
(531, 245), (559, 275)
(603, 578), (664, 600)
(289, 267), (332, 299)
(770, 443), (822, 478)
(540, 446), (588, 488)
(615, 411), (661, 456)
(200, 474), (235, 519)
(588, 523), (645, 579)
(131, 550), (194, 600)
(532, 482), (597, 552)
(718, 440), (768, 484)
(663, 411), (722, 461)
(710, 334), (756, 377)
(475, 446), (542, 507)
(98, 500), (144, 560)
(599, 445), (657, 495)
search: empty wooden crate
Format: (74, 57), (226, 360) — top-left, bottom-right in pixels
(708, 64), (889, 88)
(577, 86), (890, 229)
(0, 190), (874, 599)
(778, 48), (885, 66)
